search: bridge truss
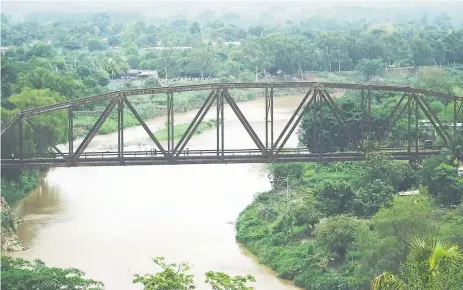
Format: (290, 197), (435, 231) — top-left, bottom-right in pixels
(1, 82), (462, 168)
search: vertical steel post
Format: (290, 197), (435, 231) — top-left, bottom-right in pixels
(265, 87), (274, 159)
(313, 90), (318, 153)
(118, 95), (124, 162)
(19, 116), (23, 162)
(167, 93), (171, 153)
(216, 90), (224, 157)
(367, 89), (372, 137)
(408, 95), (411, 152)
(415, 95), (419, 153)
(454, 99), (457, 138)
(216, 90), (220, 156)
(167, 92), (174, 155)
(118, 99), (121, 158)
(265, 88), (269, 150)
(221, 90), (224, 158)
(270, 87), (274, 159)
(319, 90), (324, 157)
(361, 89), (365, 139)
(68, 107), (73, 157)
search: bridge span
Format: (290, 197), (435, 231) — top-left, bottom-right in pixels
(1, 82), (462, 169)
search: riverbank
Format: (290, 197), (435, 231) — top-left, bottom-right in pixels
(235, 153), (463, 289)
(1, 170), (40, 251)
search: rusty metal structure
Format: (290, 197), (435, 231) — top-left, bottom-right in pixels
(1, 82), (462, 169)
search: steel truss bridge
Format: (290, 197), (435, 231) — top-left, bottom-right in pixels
(1, 82), (462, 169)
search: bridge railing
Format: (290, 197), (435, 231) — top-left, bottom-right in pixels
(2, 146), (445, 162)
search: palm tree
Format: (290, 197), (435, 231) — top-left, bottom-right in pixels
(371, 236), (463, 290)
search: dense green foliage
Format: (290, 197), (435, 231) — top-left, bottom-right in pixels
(371, 237), (463, 290)
(132, 257), (256, 290)
(2, 8), (463, 84)
(236, 153), (463, 289)
(2, 5), (463, 290)
(1, 256), (255, 290)
(0, 256), (105, 290)
(299, 67), (463, 154)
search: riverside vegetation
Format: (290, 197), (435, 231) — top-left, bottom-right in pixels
(235, 62), (463, 289)
(2, 3), (463, 289)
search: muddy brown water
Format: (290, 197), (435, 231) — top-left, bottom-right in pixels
(8, 95), (307, 290)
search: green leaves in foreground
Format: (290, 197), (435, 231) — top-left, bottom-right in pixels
(0, 256), (104, 290)
(133, 257), (196, 290)
(133, 257), (256, 290)
(371, 236), (463, 290)
(205, 271), (256, 290)
(1, 255), (256, 290)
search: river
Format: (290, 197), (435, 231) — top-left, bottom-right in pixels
(8, 94), (304, 290)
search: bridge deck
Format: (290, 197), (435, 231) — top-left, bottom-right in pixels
(1, 148), (440, 169)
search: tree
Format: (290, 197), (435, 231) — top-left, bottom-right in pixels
(266, 163), (304, 191)
(314, 214), (366, 259)
(205, 271), (256, 290)
(441, 204), (463, 247)
(413, 67), (454, 94)
(88, 38), (108, 51)
(354, 179), (395, 217)
(371, 236), (463, 290)
(133, 257), (256, 290)
(133, 257), (195, 290)
(355, 58), (384, 81)
(1, 256), (104, 290)
(419, 157), (463, 206)
(293, 193), (323, 234)
(189, 22), (201, 35)
(2, 88), (67, 156)
(352, 193), (441, 287)
(317, 181), (356, 215)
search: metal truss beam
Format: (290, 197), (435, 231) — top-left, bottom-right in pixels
(123, 97), (167, 156)
(222, 89), (266, 153)
(274, 88), (315, 155)
(173, 90), (217, 157)
(5, 82), (460, 126)
(73, 99), (118, 160)
(2, 82), (462, 170)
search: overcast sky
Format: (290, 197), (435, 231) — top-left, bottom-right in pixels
(2, 0), (461, 20)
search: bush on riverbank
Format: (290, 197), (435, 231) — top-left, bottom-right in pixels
(236, 153), (463, 289)
(1, 170), (40, 205)
(1, 170), (40, 250)
(1, 255), (256, 290)
(1, 256), (105, 290)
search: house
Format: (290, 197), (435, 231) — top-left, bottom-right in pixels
(139, 70), (158, 78)
(398, 190), (420, 196)
(0, 47), (8, 54)
(126, 69), (158, 79)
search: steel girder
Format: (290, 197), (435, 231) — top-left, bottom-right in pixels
(1, 82), (462, 169)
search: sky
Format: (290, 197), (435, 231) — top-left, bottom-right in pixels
(2, 0), (462, 20)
